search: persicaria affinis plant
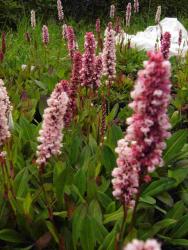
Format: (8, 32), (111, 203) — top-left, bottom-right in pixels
(36, 81), (69, 169)
(112, 51), (172, 207)
(42, 25), (49, 46)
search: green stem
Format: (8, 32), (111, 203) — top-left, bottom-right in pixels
(118, 204), (128, 250)
(38, 171), (54, 222)
(128, 190), (140, 234)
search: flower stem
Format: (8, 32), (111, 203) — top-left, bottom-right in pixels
(38, 170), (54, 221)
(118, 204), (128, 249)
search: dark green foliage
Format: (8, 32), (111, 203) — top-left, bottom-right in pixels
(1, 0), (188, 29)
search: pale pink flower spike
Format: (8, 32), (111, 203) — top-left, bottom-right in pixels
(112, 51), (172, 207)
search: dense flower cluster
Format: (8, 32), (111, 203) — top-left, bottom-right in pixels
(155, 6), (161, 24)
(161, 32), (171, 59)
(31, 10), (36, 29)
(71, 51), (82, 88)
(69, 51), (83, 116)
(124, 239), (161, 250)
(134, 0), (139, 13)
(0, 79), (12, 147)
(81, 32), (96, 87)
(126, 3), (132, 27)
(66, 26), (76, 60)
(42, 25), (49, 45)
(36, 81), (69, 167)
(58, 80), (74, 127)
(110, 4), (116, 18)
(93, 54), (103, 88)
(57, 0), (64, 21)
(112, 51), (172, 207)
(102, 23), (116, 84)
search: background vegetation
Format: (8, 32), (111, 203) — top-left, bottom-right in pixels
(1, 0), (188, 29)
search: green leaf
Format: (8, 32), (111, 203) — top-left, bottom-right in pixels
(142, 178), (176, 197)
(0, 229), (24, 243)
(164, 129), (188, 165)
(156, 192), (174, 207)
(74, 169), (86, 197)
(18, 116), (37, 142)
(107, 125), (123, 148)
(69, 135), (82, 165)
(53, 211), (67, 218)
(106, 103), (119, 123)
(104, 207), (123, 224)
(97, 191), (112, 209)
(53, 162), (73, 200)
(34, 80), (47, 90)
(80, 215), (95, 250)
(172, 214), (188, 238)
(170, 111), (181, 128)
(101, 145), (116, 173)
(14, 168), (29, 198)
(170, 239), (188, 247)
(92, 218), (108, 244)
(98, 229), (116, 250)
(71, 185), (85, 203)
(46, 221), (59, 244)
(89, 200), (102, 223)
(140, 196), (156, 205)
(142, 219), (177, 239)
(72, 204), (87, 249)
(168, 167), (188, 185)
(166, 201), (185, 220)
(23, 192), (32, 215)
(89, 134), (98, 154)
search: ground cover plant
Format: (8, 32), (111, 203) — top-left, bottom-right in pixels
(0, 1), (188, 250)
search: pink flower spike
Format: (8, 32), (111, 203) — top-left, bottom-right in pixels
(102, 22), (116, 84)
(66, 26), (76, 60)
(112, 51), (171, 207)
(0, 79), (12, 148)
(126, 3), (132, 27)
(81, 32), (96, 88)
(134, 0), (139, 13)
(93, 54), (103, 88)
(36, 81), (69, 167)
(110, 4), (116, 18)
(42, 25), (49, 46)
(161, 32), (171, 59)
(59, 80), (74, 127)
(155, 6), (161, 24)
(69, 51), (82, 115)
(57, 0), (64, 21)
(31, 10), (36, 29)
(71, 51), (82, 88)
